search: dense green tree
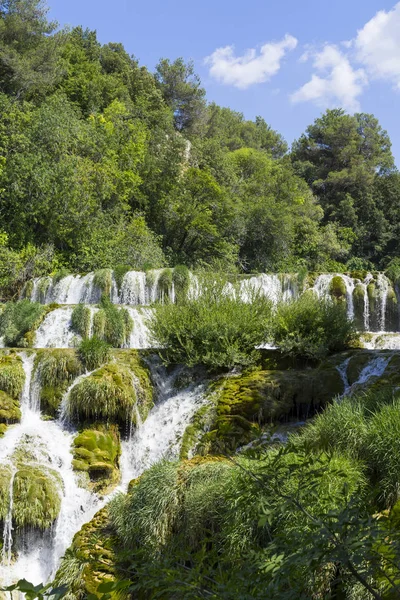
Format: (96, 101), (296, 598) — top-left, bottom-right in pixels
(155, 58), (206, 133)
(0, 0), (60, 99)
(292, 109), (395, 261)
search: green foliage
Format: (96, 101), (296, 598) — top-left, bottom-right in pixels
(93, 269), (113, 297)
(35, 349), (82, 416)
(149, 275), (273, 368)
(71, 303), (91, 338)
(172, 264), (190, 302)
(0, 389), (21, 423)
(0, 300), (45, 347)
(273, 293), (354, 359)
(92, 295), (133, 348)
(78, 337), (111, 371)
(12, 465), (62, 530)
(0, 353), (25, 398)
(67, 363), (136, 424)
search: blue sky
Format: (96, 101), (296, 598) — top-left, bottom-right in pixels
(48, 0), (400, 165)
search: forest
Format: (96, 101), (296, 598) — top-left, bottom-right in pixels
(0, 0), (400, 299)
(2, 2), (400, 600)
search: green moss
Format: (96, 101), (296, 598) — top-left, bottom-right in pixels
(0, 423), (7, 436)
(386, 287), (398, 332)
(352, 284), (365, 331)
(0, 465), (12, 521)
(35, 349), (82, 417)
(68, 363), (136, 425)
(73, 425), (121, 494)
(12, 465), (62, 530)
(53, 506), (121, 598)
(94, 296), (133, 348)
(94, 269), (113, 297)
(112, 350), (154, 422)
(204, 364), (344, 453)
(330, 276), (346, 300)
(93, 308), (106, 339)
(0, 390), (21, 424)
(346, 352), (373, 385)
(180, 403), (215, 460)
(158, 268), (173, 301)
(71, 304), (92, 338)
(23, 279), (34, 299)
(0, 354), (25, 399)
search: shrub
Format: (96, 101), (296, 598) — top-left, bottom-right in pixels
(94, 295), (133, 347)
(0, 354), (25, 399)
(365, 400), (400, 507)
(71, 303), (91, 338)
(93, 269), (113, 296)
(172, 265), (190, 303)
(78, 337), (111, 371)
(67, 363), (136, 424)
(0, 300), (45, 347)
(148, 275), (273, 369)
(272, 293), (354, 360)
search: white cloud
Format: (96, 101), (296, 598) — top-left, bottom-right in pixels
(291, 45), (367, 112)
(205, 34), (298, 89)
(355, 2), (400, 89)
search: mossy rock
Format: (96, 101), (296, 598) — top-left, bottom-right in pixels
(0, 354), (25, 399)
(0, 465), (12, 521)
(112, 350), (154, 422)
(352, 284), (366, 331)
(180, 403), (216, 459)
(330, 276), (347, 301)
(385, 287), (398, 332)
(53, 506), (121, 598)
(347, 352), (374, 385)
(0, 390), (21, 424)
(12, 465), (62, 530)
(72, 425), (121, 494)
(205, 365), (344, 452)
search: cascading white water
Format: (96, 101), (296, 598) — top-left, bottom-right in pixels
(119, 271), (147, 305)
(0, 355), (104, 587)
(34, 308), (76, 349)
(240, 274), (283, 304)
(120, 361), (209, 487)
(376, 273), (390, 332)
(125, 307), (152, 349)
(313, 274), (334, 301)
(1, 467), (16, 579)
(336, 353), (391, 396)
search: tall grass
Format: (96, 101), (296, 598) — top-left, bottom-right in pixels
(148, 275), (272, 369)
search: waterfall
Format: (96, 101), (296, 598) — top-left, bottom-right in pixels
(119, 271), (147, 305)
(1, 467), (16, 578)
(240, 274), (283, 304)
(35, 308), (76, 349)
(126, 308), (152, 349)
(376, 273), (390, 331)
(336, 353), (391, 396)
(120, 361), (209, 487)
(313, 274), (334, 301)
(0, 355), (104, 587)
(342, 275), (355, 320)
